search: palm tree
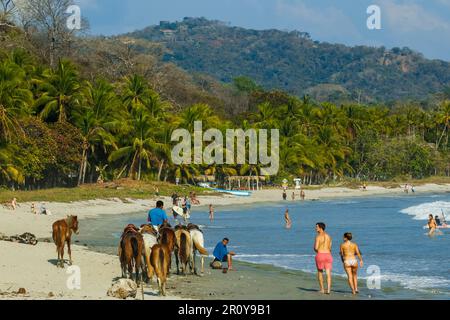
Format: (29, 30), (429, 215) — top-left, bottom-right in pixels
(0, 60), (33, 142)
(73, 80), (118, 185)
(35, 59), (81, 122)
(121, 75), (153, 111)
(0, 147), (24, 185)
(436, 100), (450, 151)
(108, 107), (157, 180)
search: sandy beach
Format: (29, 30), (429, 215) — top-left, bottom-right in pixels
(1, 183), (449, 300)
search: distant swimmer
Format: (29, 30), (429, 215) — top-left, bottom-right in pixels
(314, 222), (333, 294)
(428, 214), (437, 236)
(209, 204), (215, 223)
(284, 209), (292, 229)
(340, 233), (363, 295)
(435, 215), (442, 226)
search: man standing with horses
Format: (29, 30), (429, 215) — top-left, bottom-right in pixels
(148, 201), (168, 231)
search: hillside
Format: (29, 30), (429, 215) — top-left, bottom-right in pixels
(127, 17), (450, 103)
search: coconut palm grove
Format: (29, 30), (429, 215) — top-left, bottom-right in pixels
(0, 2), (449, 191)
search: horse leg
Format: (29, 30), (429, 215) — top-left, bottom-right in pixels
(59, 234), (66, 268)
(201, 256), (205, 274)
(59, 244), (65, 268)
(175, 249), (180, 275)
(193, 251), (198, 275)
(67, 237), (72, 266)
(56, 244), (61, 268)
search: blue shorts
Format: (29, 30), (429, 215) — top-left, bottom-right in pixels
(214, 256), (228, 263)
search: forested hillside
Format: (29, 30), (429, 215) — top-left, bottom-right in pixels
(128, 17), (450, 103)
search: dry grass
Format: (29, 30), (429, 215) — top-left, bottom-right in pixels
(0, 179), (212, 203)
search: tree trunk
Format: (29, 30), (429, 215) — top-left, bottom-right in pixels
(82, 151), (88, 184)
(78, 148), (86, 186)
(157, 159), (165, 181)
(138, 156), (142, 181)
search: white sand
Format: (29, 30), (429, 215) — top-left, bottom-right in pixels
(0, 183), (449, 300)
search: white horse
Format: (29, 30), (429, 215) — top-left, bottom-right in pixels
(189, 227), (208, 274)
(139, 225), (158, 281)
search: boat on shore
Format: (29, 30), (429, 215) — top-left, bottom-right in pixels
(213, 188), (252, 197)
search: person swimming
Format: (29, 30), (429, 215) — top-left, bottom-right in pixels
(428, 214), (437, 236)
(340, 233), (363, 295)
(435, 215), (442, 226)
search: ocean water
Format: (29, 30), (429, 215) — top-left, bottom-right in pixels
(76, 193), (450, 299)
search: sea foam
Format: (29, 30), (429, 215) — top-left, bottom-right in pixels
(400, 201), (450, 220)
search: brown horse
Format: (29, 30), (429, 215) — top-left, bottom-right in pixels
(158, 226), (177, 275)
(52, 216), (79, 268)
(119, 224), (144, 283)
(149, 244), (170, 296)
(174, 227), (194, 275)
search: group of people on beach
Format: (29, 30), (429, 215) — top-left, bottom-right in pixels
(285, 210), (365, 295)
(283, 189), (306, 201)
(314, 222), (363, 295)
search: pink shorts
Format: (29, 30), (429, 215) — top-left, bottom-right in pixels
(315, 253), (333, 271)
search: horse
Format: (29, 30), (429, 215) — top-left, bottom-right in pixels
(158, 226), (177, 275)
(52, 216), (79, 268)
(174, 227), (194, 275)
(119, 224), (144, 284)
(149, 244), (170, 296)
(187, 224), (208, 274)
(139, 224), (158, 282)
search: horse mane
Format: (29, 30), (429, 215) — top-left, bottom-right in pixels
(65, 215), (77, 228)
(187, 223), (202, 233)
(140, 224), (157, 236)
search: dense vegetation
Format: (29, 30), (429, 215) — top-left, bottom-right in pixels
(0, 2), (449, 191)
(128, 17), (450, 104)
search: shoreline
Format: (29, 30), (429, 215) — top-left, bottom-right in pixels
(1, 184), (449, 300)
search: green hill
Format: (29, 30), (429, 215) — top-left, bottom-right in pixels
(127, 17), (450, 103)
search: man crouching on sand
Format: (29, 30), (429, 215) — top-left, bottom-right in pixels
(212, 238), (236, 270)
(314, 222), (333, 294)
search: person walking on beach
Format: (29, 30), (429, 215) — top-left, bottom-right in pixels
(314, 222), (333, 294)
(148, 201), (168, 231)
(209, 204), (214, 223)
(282, 190), (287, 201)
(340, 233), (363, 295)
(212, 238), (236, 270)
(300, 189), (306, 201)
(284, 209), (292, 229)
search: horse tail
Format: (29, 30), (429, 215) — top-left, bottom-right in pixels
(158, 247), (166, 278)
(131, 236), (139, 259)
(52, 223), (62, 251)
(193, 236), (208, 256)
(180, 232), (188, 264)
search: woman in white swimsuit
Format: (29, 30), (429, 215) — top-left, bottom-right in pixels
(340, 233), (363, 295)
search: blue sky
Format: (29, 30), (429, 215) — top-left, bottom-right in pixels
(75, 0), (450, 61)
